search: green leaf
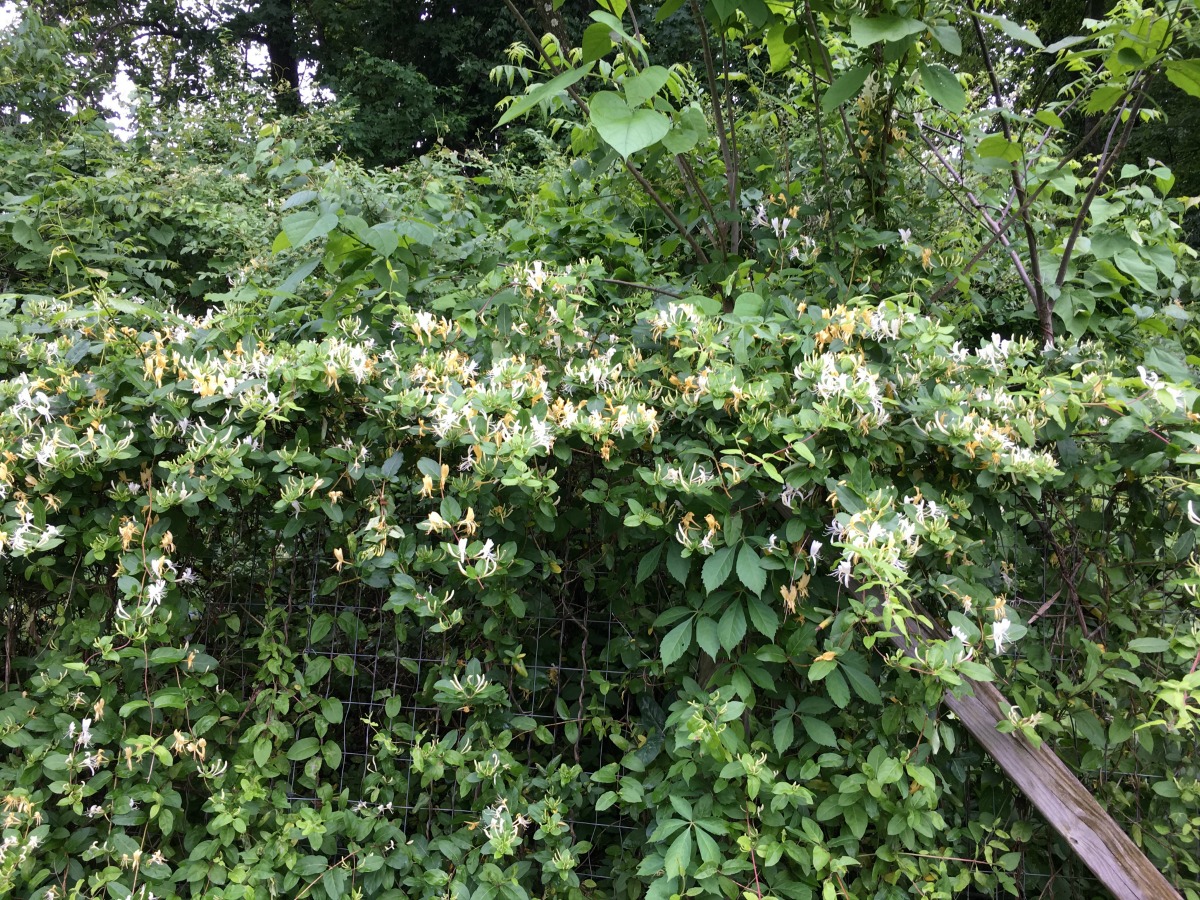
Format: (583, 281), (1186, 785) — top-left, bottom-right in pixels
(694, 826), (721, 866)
(718, 602), (747, 652)
(1166, 60), (1200, 98)
(709, 0), (739, 23)
(735, 544), (766, 596)
(1127, 637), (1170, 653)
(1114, 249), (1158, 292)
(624, 66), (671, 108)
(637, 546), (663, 586)
(319, 697), (343, 724)
(802, 715), (838, 748)
(824, 669), (850, 708)
(766, 21), (793, 72)
(253, 737), (272, 768)
(11, 219), (43, 250)
(976, 12), (1043, 49)
(582, 22), (614, 62)
(661, 105), (708, 154)
(666, 542), (691, 586)
(957, 660), (997, 682)
(702, 547), (735, 593)
(746, 594), (779, 640)
(809, 657), (838, 682)
(656, 0), (687, 21)
(929, 24), (962, 55)
(1085, 84), (1124, 116)
(1043, 33), (1093, 53)
(821, 66), (871, 112)
(664, 828), (693, 877)
(773, 716), (794, 753)
(274, 211), (338, 252)
(842, 662), (882, 704)
(919, 63), (965, 113)
(661, 618), (693, 666)
(976, 134), (1022, 163)
(287, 737), (321, 761)
(322, 741), (342, 771)
(1116, 46), (1144, 68)
(849, 15), (925, 46)
(1035, 109), (1064, 130)
(844, 803), (868, 839)
(497, 64), (593, 127)
(696, 616), (720, 658)
(589, 91), (671, 157)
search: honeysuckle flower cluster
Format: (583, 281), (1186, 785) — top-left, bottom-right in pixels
(801, 351), (892, 430)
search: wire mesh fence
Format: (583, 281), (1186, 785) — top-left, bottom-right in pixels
(169, 479), (1200, 899)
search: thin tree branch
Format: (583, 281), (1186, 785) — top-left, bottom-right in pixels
(673, 155), (722, 251)
(689, 0), (737, 257)
(970, 6), (1051, 343)
(926, 83), (1141, 306)
(1054, 82), (1147, 289)
(799, 0), (873, 191)
(599, 278), (685, 298)
(720, 29), (742, 254)
(918, 133), (1041, 309)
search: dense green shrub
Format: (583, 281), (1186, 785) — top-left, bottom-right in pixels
(4, 1), (1200, 899)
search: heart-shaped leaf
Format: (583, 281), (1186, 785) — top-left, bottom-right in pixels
(661, 105), (708, 154)
(590, 91), (671, 157)
(624, 65), (671, 107)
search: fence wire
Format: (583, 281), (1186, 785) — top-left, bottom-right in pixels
(179, 490), (1198, 898)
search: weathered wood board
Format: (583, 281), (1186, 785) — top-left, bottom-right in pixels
(885, 598), (1181, 899)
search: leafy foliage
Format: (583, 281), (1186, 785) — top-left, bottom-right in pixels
(3, 2), (1200, 900)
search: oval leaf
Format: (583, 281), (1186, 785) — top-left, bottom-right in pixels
(849, 15), (925, 46)
(736, 543), (767, 596)
(661, 617), (693, 666)
(821, 66), (871, 113)
(920, 63), (966, 113)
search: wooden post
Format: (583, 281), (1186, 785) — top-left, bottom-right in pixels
(940, 676), (1181, 899)
(883, 598), (1182, 899)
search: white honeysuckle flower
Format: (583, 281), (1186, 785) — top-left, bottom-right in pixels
(1137, 366), (1162, 390)
(992, 617), (1012, 655)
